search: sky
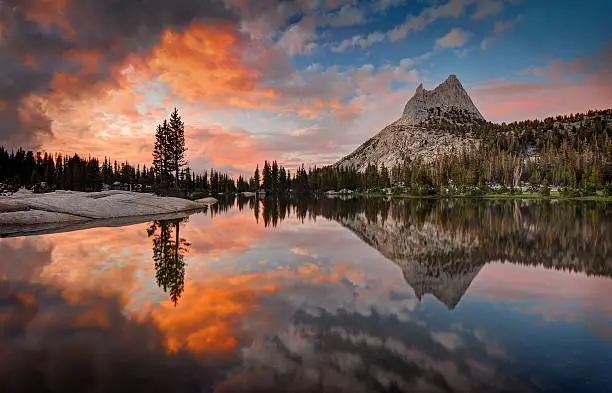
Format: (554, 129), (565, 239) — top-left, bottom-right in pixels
(0, 0), (611, 175)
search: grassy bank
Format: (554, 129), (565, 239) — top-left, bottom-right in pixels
(355, 190), (612, 202)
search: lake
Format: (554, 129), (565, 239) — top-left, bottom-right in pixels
(1, 197), (611, 393)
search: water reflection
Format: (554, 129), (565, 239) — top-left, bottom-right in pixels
(245, 196), (612, 272)
(147, 218), (190, 305)
(0, 197), (610, 392)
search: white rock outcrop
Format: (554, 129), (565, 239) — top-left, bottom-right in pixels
(0, 190), (203, 235)
(335, 75), (485, 171)
(195, 197), (218, 205)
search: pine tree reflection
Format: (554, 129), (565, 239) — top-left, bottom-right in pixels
(147, 218), (190, 306)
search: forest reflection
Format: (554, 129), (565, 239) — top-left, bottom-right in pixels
(147, 218), (190, 305)
(221, 195), (612, 277)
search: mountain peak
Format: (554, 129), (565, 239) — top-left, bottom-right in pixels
(335, 74), (487, 172)
(445, 74), (459, 82)
(442, 74), (462, 88)
(398, 74), (485, 126)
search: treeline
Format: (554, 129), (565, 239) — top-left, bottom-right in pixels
(232, 160), (312, 195)
(0, 146), (235, 194)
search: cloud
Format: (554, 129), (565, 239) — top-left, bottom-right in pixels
(322, 4), (366, 27)
(431, 331), (464, 351)
(331, 31), (385, 52)
(387, 0), (474, 43)
(481, 14), (523, 49)
(471, 78), (612, 122)
(338, 0), (523, 50)
(528, 58), (591, 81)
(329, 0), (476, 52)
(472, 0), (504, 19)
(185, 125), (272, 173)
(276, 17), (319, 55)
(0, 238), (54, 281)
(0, 0), (239, 148)
(435, 28), (471, 48)
(517, 45), (611, 83)
(139, 23), (274, 109)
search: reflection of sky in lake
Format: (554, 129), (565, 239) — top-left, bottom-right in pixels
(0, 201), (611, 392)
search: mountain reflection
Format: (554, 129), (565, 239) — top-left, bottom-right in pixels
(235, 196), (612, 309)
(147, 218), (190, 305)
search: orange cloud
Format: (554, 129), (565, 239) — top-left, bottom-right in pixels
(186, 125), (271, 171)
(41, 63), (157, 162)
(151, 260), (349, 355)
(152, 274), (279, 353)
(137, 23), (352, 118)
(142, 23), (272, 109)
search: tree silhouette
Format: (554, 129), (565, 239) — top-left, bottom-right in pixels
(152, 109), (187, 195)
(147, 218), (190, 305)
(168, 108), (187, 191)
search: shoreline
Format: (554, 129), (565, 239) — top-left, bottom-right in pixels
(0, 190), (216, 237)
(353, 192), (612, 202)
(0, 210), (201, 238)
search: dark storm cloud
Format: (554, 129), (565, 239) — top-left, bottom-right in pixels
(0, 0), (240, 148)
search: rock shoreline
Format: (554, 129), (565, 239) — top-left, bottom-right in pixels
(0, 190), (216, 236)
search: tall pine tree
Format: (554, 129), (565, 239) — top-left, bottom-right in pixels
(168, 108), (187, 191)
(153, 122), (171, 194)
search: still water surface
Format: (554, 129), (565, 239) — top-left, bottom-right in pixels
(1, 198), (611, 393)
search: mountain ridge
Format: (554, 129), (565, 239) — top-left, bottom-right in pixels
(335, 74), (486, 171)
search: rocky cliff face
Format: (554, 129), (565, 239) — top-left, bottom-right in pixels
(335, 75), (485, 171)
(398, 74), (485, 126)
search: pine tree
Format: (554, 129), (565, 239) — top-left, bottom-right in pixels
(168, 108), (187, 191)
(263, 161), (272, 193)
(253, 165), (260, 192)
(153, 122), (171, 194)
(271, 160), (279, 194)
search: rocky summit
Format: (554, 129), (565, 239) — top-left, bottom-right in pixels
(335, 74), (485, 171)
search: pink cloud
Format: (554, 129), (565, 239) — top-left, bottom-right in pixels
(470, 262), (612, 336)
(435, 27), (471, 48)
(472, 79), (611, 122)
